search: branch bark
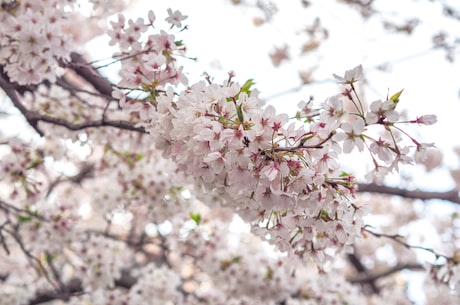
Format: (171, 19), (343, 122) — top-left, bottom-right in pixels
(0, 66), (146, 135)
(27, 111), (146, 133)
(357, 183), (460, 204)
(1, 52), (149, 136)
(347, 252), (380, 294)
(0, 68), (44, 136)
(64, 52), (114, 98)
(348, 262), (425, 284)
(28, 271), (137, 305)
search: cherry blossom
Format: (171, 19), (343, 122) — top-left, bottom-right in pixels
(165, 8), (188, 28)
(332, 64), (363, 85)
(365, 100), (400, 124)
(0, 3), (450, 305)
(336, 118), (366, 153)
(414, 114), (438, 125)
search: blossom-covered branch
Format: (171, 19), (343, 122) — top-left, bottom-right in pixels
(0, 75), (145, 135)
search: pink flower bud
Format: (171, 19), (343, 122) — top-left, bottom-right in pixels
(416, 114), (437, 125)
(148, 10), (156, 24)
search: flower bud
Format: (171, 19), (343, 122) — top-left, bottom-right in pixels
(416, 114), (437, 125)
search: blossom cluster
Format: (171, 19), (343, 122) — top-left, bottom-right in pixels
(111, 12), (437, 265)
(70, 234), (132, 290)
(0, 5), (445, 305)
(108, 9), (188, 94)
(0, 0), (75, 84)
(66, 211), (390, 305)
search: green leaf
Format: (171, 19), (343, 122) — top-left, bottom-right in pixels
(240, 79), (255, 95)
(236, 103), (244, 123)
(265, 266), (273, 280)
(190, 212), (201, 225)
(28, 158), (43, 170)
(389, 89), (404, 105)
(168, 186), (184, 196)
(17, 214), (33, 223)
(319, 209), (331, 221)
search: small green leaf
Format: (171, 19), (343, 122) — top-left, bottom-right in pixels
(17, 214), (33, 223)
(169, 186), (184, 196)
(175, 40), (184, 46)
(28, 158), (43, 170)
(240, 79), (255, 95)
(389, 89), (404, 105)
(190, 212), (201, 225)
(236, 103), (244, 123)
(265, 267), (273, 280)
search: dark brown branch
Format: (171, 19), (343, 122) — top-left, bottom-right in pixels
(28, 278), (82, 305)
(0, 74), (145, 134)
(0, 221), (11, 255)
(0, 69), (44, 136)
(357, 183), (460, 204)
(347, 252), (380, 294)
(46, 163), (95, 197)
(30, 111), (146, 133)
(64, 53), (114, 97)
(28, 271), (137, 305)
(1, 53), (148, 136)
(348, 262), (425, 284)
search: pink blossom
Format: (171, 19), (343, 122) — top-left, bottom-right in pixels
(332, 65), (363, 85)
(365, 100), (399, 124)
(415, 114), (437, 125)
(165, 8), (187, 28)
(337, 118), (365, 153)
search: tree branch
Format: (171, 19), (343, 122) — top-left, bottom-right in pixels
(357, 183), (460, 204)
(1, 53), (148, 136)
(28, 111), (146, 133)
(28, 271), (137, 305)
(0, 70), (145, 135)
(364, 227), (452, 261)
(64, 52), (114, 98)
(347, 252), (380, 294)
(28, 278), (82, 305)
(348, 262), (425, 284)
(0, 69), (44, 136)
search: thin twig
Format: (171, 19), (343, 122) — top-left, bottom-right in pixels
(0, 220), (11, 255)
(5, 227), (60, 291)
(364, 227), (451, 261)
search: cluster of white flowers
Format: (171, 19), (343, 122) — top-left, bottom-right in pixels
(0, 257), (38, 305)
(110, 13), (437, 265)
(129, 264), (183, 304)
(0, 0), (75, 84)
(86, 142), (195, 225)
(108, 9), (188, 94)
(70, 234), (132, 290)
(0, 4), (446, 305)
